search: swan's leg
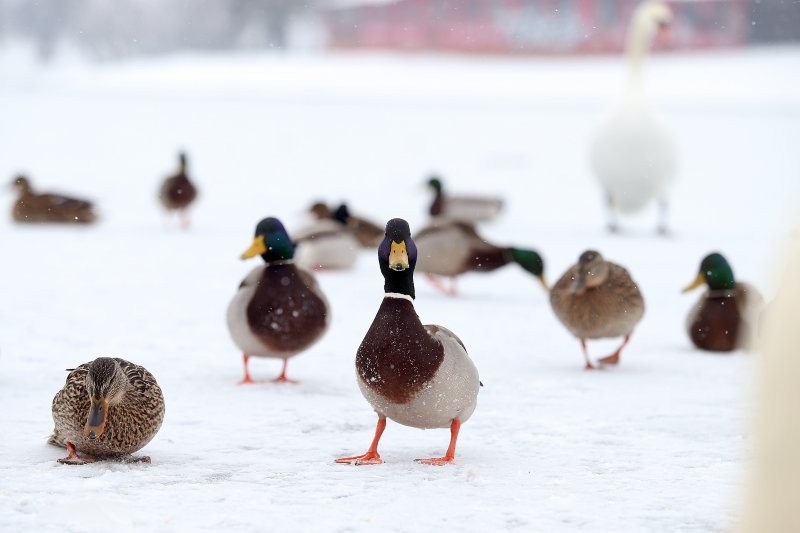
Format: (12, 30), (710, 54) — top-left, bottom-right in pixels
(657, 197), (669, 235)
(605, 192), (619, 233)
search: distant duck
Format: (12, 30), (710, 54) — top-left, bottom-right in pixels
(414, 218), (547, 296)
(309, 202), (384, 248)
(336, 218), (480, 466)
(227, 217), (329, 383)
(11, 175), (97, 224)
(293, 217), (361, 271)
(427, 176), (503, 223)
(550, 251), (645, 369)
(158, 152), (198, 229)
(49, 357), (165, 465)
(590, 0), (677, 234)
(682, 252), (763, 352)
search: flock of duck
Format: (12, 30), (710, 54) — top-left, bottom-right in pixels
(10, 0), (762, 466)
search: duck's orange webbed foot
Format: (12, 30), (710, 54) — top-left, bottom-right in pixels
(598, 352), (620, 365)
(271, 375), (299, 384)
(415, 456), (455, 466)
(57, 442), (97, 465)
(335, 451), (383, 465)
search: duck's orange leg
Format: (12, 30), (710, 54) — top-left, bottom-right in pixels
(57, 442), (97, 465)
(426, 274), (457, 296)
(238, 354), (257, 385)
(416, 419), (461, 465)
(336, 417), (386, 465)
(581, 339), (595, 370)
(271, 359), (299, 384)
(598, 335), (630, 366)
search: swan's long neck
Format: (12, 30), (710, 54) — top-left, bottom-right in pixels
(625, 16), (652, 87)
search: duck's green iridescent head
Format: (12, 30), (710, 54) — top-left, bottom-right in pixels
(427, 176), (443, 193)
(683, 252), (735, 292)
(240, 217), (294, 263)
(509, 248), (548, 290)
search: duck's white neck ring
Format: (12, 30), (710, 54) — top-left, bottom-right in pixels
(384, 292), (414, 302)
(265, 259), (294, 267)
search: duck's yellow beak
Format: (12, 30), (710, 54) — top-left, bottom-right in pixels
(389, 241), (409, 271)
(240, 235), (267, 260)
(538, 274), (550, 292)
(83, 397), (109, 441)
(682, 272), (705, 293)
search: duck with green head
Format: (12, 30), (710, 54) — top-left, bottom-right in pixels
(226, 217), (330, 383)
(427, 175), (503, 223)
(682, 252), (762, 352)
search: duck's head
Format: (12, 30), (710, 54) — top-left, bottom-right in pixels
(379, 218), (417, 298)
(83, 358), (127, 441)
(510, 248), (548, 290)
(309, 202), (331, 220)
(240, 217), (294, 264)
(683, 252), (735, 292)
(12, 175), (30, 193)
(178, 152), (188, 171)
(571, 250), (609, 295)
(427, 176), (443, 194)
(333, 204), (350, 224)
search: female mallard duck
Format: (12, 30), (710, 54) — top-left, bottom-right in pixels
(11, 175), (97, 224)
(336, 218), (480, 466)
(682, 252), (763, 352)
(427, 176), (503, 223)
(158, 152), (198, 228)
(550, 250), (645, 369)
(590, 1), (676, 234)
(227, 217), (330, 383)
(49, 357), (165, 465)
(292, 217), (361, 271)
(309, 202), (384, 248)
(414, 218), (547, 295)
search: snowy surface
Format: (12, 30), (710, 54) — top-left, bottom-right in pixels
(0, 46), (799, 532)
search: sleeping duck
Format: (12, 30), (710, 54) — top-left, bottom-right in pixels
(336, 218), (480, 466)
(158, 152), (198, 228)
(227, 217), (329, 383)
(309, 202), (384, 248)
(50, 357), (165, 464)
(414, 218), (547, 295)
(682, 252), (763, 352)
(292, 217), (361, 271)
(427, 176), (503, 223)
(11, 175), (97, 224)
(550, 250), (645, 369)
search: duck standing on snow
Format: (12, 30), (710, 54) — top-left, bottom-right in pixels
(158, 152), (198, 229)
(550, 251), (645, 369)
(682, 252), (763, 352)
(414, 218), (547, 296)
(337, 218), (480, 466)
(11, 175), (97, 224)
(590, 0), (677, 234)
(227, 217), (329, 383)
(309, 202), (384, 248)
(50, 357), (165, 465)
(427, 176), (503, 223)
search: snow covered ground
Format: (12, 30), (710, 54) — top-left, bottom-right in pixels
(0, 45), (799, 532)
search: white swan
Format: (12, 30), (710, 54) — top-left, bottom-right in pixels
(590, 0), (677, 234)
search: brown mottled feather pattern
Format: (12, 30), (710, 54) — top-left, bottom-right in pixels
(159, 174), (197, 210)
(49, 359), (164, 457)
(345, 215), (384, 247)
(13, 191), (96, 224)
(356, 298), (444, 404)
(550, 263), (645, 339)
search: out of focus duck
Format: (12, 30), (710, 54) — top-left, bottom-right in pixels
(590, 0), (677, 234)
(550, 250), (645, 369)
(11, 175), (97, 224)
(227, 217), (329, 383)
(414, 218), (547, 296)
(427, 176), (503, 223)
(682, 252), (763, 352)
(158, 152), (198, 228)
(293, 217), (361, 271)
(309, 201), (383, 248)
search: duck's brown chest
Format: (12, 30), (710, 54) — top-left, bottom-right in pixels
(688, 293), (742, 352)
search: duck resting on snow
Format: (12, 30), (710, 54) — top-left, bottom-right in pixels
(292, 216), (361, 271)
(11, 175), (97, 224)
(309, 201), (384, 248)
(427, 176), (503, 224)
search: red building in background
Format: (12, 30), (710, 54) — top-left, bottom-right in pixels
(324, 0), (750, 54)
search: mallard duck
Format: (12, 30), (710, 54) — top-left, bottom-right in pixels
(590, 0), (677, 234)
(49, 357), (165, 465)
(309, 202), (384, 248)
(550, 250), (645, 369)
(11, 175), (97, 224)
(427, 176), (503, 223)
(682, 252), (763, 352)
(227, 217), (330, 383)
(336, 218), (480, 466)
(158, 152), (198, 228)
(414, 218), (547, 295)
(292, 218), (361, 271)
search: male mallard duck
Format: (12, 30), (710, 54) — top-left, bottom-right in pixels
(550, 250), (645, 369)
(158, 152), (198, 228)
(49, 357), (165, 465)
(227, 217), (330, 383)
(682, 252), (763, 352)
(309, 202), (384, 248)
(427, 176), (503, 223)
(11, 175), (97, 224)
(292, 218), (361, 271)
(414, 218), (547, 295)
(336, 218), (480, 466)
(590, 1), (677, 234)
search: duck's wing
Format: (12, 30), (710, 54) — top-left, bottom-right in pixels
(444, 195), (504, 222)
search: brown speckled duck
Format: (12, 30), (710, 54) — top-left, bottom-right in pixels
(427, 176), (503, 223)
(158, 152), (198, 228)
(227, 217), (330, 384)
(550, 250), (645, 369)
(336, 218), (480, 466)
(309, 202), (384, 248)
(682, 252), (763, 352)
(49, 357), (165, 465)
(11, 175), (97, 224)
(414, 218), (547, 295)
